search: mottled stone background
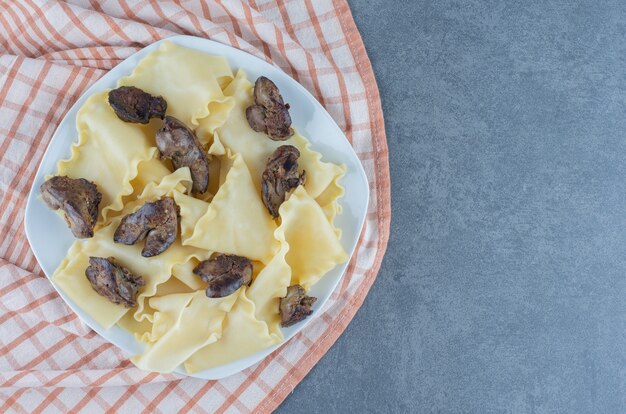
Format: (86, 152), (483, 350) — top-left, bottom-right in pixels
(279, 1), (626, 412)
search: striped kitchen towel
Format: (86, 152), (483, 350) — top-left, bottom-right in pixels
(0, 0), (390, 412)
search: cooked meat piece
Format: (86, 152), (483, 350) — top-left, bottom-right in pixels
(108, 86), (167, 124)
(261, 145), (305, 218)
(85, 257), (145, 308)
(245, 76), (293, 140)
(156, 116), (209, 194)
(40, 176), (101, 238)
(245, 104), (266, 132)
(265, 103), (293, 140)
(253, 76), (287, 109)
(193, 254), (253, 298)
(279, 285), (316, 327)
(114, 197), (178, 257)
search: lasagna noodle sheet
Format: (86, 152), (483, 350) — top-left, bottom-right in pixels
(172, 191), (210, 240)
(277, 186), (349, 289)
(195, 99), (236, 145)
(184, 287), (280, 373)
(170, 254), (209, 291)
(118, 41), (234, 128)
(247, 231), (291, 338)
(182, 152), (279, 264)
(131, 291), (238, 373)
(117, 275), (197, 344)
(125, 157), (177, 203)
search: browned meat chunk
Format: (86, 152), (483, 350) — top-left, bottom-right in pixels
(114, 197), (178, 257)
(246, 76), (293, 140)
(108, 86), (167, 124)
(246, 105), (266, 132)
(85, 257), (145, 308)
(279, 285), (316, 327)
(262, 145), (305, 218)
(193, 254), (253, 298)
(40, 176), (101, 238)
(156, 116), (209, 194)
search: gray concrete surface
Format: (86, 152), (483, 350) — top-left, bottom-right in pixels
(278, 1), (626, 413)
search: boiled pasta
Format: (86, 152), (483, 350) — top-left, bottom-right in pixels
(48, 42), (348, 374)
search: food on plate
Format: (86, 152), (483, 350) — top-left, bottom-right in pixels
(85, 257), (145, 308)
(193, 254), (253, 298)
(246, 76), (293, 140)
(114, 197), (179, 257)
(156, 115), (210, 194)
(45, 41), (348, 374)
(262, 145), (305, 217)
(40, 176), (101, 238)
(279, 284), (316, 327)
(108, 86), (167, 123)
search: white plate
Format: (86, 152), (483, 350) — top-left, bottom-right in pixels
(24, 35), (369, 379)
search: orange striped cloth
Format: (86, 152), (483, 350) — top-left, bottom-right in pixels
(0, 0), (390, 412)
